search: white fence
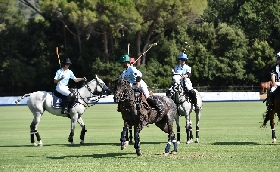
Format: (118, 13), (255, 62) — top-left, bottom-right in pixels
(0, 92), (260, 105)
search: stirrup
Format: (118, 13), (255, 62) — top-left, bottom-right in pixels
(61, 108), (69, 115)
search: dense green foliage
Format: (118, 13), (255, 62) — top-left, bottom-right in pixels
(0, 0), (279, 95)
(0, 102), (279, 171)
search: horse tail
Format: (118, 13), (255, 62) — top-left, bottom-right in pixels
(15, 93), (31, 104)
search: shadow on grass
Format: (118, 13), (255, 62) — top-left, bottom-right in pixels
(0, 141), (166, 148)
(42, 152), (137, 159)
(212, 142), (261, 145)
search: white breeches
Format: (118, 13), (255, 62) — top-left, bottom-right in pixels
(183, 78), (193, 90)
(56, 83), (71, 96)
(271, 82), (280, 92)
(132, 80), (150, 99)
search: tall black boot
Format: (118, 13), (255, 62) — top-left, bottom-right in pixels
(268, 92), (275, 110)
(189, 89), (199, 110)
(146, 97), (164, 115)
(61, 94), (73, 115)
(117, 102), (121, 112)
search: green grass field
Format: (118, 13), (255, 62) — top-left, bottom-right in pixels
(0, 102), (279, 172)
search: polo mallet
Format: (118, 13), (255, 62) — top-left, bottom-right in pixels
(132, 43), (157, 65)
(128, 43), (130, 55)
(183, 42), (190, 53)
(56, 47), (61, 67)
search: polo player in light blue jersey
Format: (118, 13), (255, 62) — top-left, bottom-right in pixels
(118, 54), (164, 115)
(174, 53), (199, 110)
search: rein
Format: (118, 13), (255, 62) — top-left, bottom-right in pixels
(76, 79), (104, 107)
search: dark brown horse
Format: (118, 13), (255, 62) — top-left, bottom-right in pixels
(262, 87), (280, 144)
(260, 81), (271, 94)
(114, 77), (178, 156)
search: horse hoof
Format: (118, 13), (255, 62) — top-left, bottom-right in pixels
(38, 140), (43, 147)
(121, 142), (126, 150)
(163, 152), (169, 156)
(136, 149), (142, 156)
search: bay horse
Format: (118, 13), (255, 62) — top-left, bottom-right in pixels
(260, 81), (271, 94)
(114, 77), (178, 156)
(15, 75), (111, 146)
(261, 86), (280, 144)
(169, 72), (203, 144)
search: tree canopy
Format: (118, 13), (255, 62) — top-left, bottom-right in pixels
(0, 0), (279, 95)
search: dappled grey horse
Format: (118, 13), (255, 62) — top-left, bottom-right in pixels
(15, 75), (111, 146)
(169, 72), (202, 144)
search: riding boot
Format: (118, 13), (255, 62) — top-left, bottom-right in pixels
(268, 92), (275, 110)
(146, 97), (164, 115)
(61, 94), (72, 115)
(117, 102), (121, 112)
(189, 89), (199, 110)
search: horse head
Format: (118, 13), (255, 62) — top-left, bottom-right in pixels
(171, 71), (186, 104)
(114, 76), (135, 103)
(82, 75), (111, 99)
(172, 71), (184, 92)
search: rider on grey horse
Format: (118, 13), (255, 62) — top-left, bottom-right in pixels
(118, 54), (164, 115)
(171, 53), (199, 110)
(54, 58), (87, 114)
(268, 52), (280, 110)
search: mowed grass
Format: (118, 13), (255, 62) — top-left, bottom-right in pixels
(0, 102), (279, 172)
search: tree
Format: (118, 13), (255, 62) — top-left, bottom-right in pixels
(134, 0), (207, 65)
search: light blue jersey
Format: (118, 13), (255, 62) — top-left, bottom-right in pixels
(121, 66), (142, 84)
(174, 64), (191, 75)
(54, 68), (76, 86)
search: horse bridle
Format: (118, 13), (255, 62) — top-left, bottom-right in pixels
(77, 79), (105, 107)
(115, 79), (134, 102)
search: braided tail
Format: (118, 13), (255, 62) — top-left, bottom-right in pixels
(15, 94), (31, 104)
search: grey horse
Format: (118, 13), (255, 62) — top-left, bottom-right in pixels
(15, 75), (111, 146)
(168, 72), (203, 144)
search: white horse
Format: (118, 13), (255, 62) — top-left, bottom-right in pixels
(15, 75), (111, 146)
(168, 72), (203, 144)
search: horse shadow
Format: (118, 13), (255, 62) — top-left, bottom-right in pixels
(44, 152), (136, 159)
(0, 141), (166, 148)
(211, 141), (262, 145)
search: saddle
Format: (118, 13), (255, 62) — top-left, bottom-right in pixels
(52, 90), (77, 109)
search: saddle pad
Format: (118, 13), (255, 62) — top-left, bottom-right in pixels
(52, 93), (78, 109)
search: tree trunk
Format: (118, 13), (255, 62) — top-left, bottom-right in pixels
(103, 28), (109, 62)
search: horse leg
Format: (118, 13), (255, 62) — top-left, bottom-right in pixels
(164, 128), (177, 156)
(185, 114), (193, 144)
(174, 114), (180, 144)
(68, 115), (78, 145)
(129, 126), (133, 144)
(120, 124), (128, 150)
(270, 114), (277, 144)
(77, 117), (87, 145)
(134, 128), (142, 156)
(30, 112), (43, 147)
(124, 122), (130, 146)
(195, 110), (201, 143)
